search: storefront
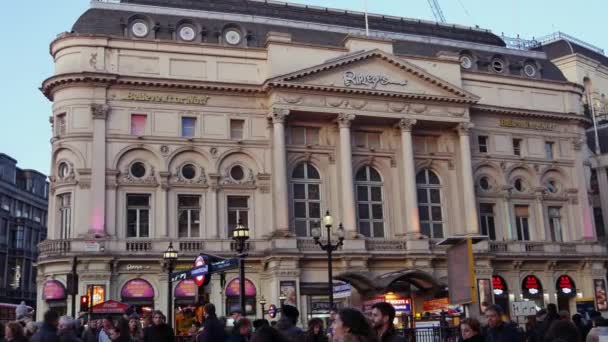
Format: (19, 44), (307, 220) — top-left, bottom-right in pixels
(492, 276), (510, 316)
(556, 275), (576, 312)
(521, 275), (543, 309)
(42, 280), (67, 316)
(225, 278), (256, 316)
(363, 293), (412, 329)
(174, 279), (204, 336)
(121, 278), (155, 314)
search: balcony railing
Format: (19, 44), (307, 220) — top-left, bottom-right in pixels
(38, 239), (70, 257)
(126, 240), (152, 252)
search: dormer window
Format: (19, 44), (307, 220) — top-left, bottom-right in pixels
(459, 54), (473, 69)
(491, 58), (505, 73)
(131, 20), (150, 38)
(224, 28), (242, 46)
(524, 63), (537, 77)
(178, 25), (197, 42)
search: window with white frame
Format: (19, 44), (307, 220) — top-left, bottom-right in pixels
(230, 119), (245, 140)
(548, 206), (563, 242)
(545, 142), (555, 160)
(126, 194), (150, 238)
(513, 138), (522, 156)
(227, 196), (249, 233)
(178, 195), (201, 238)
(181, 117), (196, 138)
(416, 169), (443, 239)
(353, 131), (381, 149)
(514, 205), (530, 241)
(356, 166), (384, 238)
(478, 136), (488, 153)
(291, 163), (321, 237)
(290, 126), (320, 145)
(479, 203), (496, 240)
(58, 194), (71, 240)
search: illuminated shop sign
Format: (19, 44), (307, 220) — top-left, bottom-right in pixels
(522, 275), (543, 297)
(556, 275), (576, 296)
(492, 276), (508, 297)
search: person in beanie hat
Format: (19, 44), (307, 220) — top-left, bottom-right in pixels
(276, 305), (305, 342)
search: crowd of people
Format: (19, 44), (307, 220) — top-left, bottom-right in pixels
(1, 301), (607, 342)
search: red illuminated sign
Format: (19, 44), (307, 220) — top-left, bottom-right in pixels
(556, 275), (575, 296)
(522, 275), (542, 297)
(194, 256), (206, 287)
(492, 276), (507, 296)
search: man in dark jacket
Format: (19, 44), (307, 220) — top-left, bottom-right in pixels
(484, 304), (524, 342)
(58, 316), (83, 342)
(143, 310), (174, 342)
(276, 305), (305, 342)
(81, 319), (98, 342)
(198, 303), (227, 342)
(30, 310), (61, 342)
(371, 302), (405, 342)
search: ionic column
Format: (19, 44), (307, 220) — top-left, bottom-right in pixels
(337, 113), (357, 235)
(89, 104), (109, 237)
(457, 123), (480, 235)
(399, 118), (420, 236)
(596, 166), (608, 237)
(270, 108), (290, 232)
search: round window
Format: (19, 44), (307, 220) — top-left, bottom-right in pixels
(479, 176), (491, 191)
(58, 162), (69, 179)
(224, 29), (242, 45)
(230, 165), (245, 181)
(130, 162), (147, 178)
(179, 26), (196, 41)
(492, 59), (505, 73)
(460, 55), (473, 69)
(181, 164), (197, 180)
(546, 180), (558, 193)
(131, 21), (149, 38)
(524, 64), (537, 77)
(514, 178), (525, 192)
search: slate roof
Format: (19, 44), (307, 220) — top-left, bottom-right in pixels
(536, 39), (608, 67)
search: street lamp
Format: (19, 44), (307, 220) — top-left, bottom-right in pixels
(312, 211), (344, 311)
(232, 220), (250, 316)
(163, 242), (178, 328)
(279, 293), (287, 308)
(259, 296), (267, 318)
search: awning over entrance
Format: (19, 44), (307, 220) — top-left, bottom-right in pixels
(335, 269), (443, 296)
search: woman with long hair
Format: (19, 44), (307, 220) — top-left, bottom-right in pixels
(129, 316), (144, 342)
(4, 321), (27, 342)
(306, 318), (327, 342)
(332, 308), (376, 342)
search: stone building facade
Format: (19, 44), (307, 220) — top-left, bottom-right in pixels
(37, 0), (607, 324)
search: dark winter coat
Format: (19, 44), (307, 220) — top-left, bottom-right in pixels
(379, 327), (405, 342)
(485, 321), (524, 342)
(30, 323), (61, 342)
(197, 316), (227, 342)
(276, 318), (306, 342)
(143, 324), (174, 342)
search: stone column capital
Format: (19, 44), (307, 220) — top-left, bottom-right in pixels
(337, 113), (356, 128)
(457, 122), (474, 135)
(91, 104), (110, 120)
(270, 108), (290, 123)
(398, 118), (417, 132)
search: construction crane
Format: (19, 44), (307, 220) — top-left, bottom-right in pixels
(427, 0), (446, 23)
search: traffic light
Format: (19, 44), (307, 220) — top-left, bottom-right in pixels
(80, 295), (89, 313)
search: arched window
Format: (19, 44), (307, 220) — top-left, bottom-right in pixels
(291, 163), (321, 237)
(356, 166), (384, 238)
(416, 169), (443, 239)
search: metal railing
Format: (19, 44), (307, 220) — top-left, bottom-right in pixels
(402, 327), (461, 342)
(125, 240), (152, 252)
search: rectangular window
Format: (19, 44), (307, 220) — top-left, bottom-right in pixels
(545, 142), (554, 160)
(479, 203), (496, 240)
(58, 194), (72, 240)
(178, 195), (201, 238)
(131, 114), (147, 136)
(230, 119), (245, 140)
(126, 194), (150, 238)
(353, 131), (382, 149)
(32, 230), (39, 249)
(413, 135), (438, 154)
(478, 136), (488, 153)
(15, 201), (22, 217)
(594, 207), (605, 239)
(0, 195), (10, 211)
(514, 205), (530, 241)
(548, 206), (563, 242)
(0, 218), (7, 244)
(227, 196), (249, 233)
(33, 208), (41, 223)
(181, 117), (196, 138)
(15, 226), (24, 249)
(513, 139), (522, 156)
(290, 126), (320, 145)
(56, 113), (66, 136)
(22, 204), (30, 219)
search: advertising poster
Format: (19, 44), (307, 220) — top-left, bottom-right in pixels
(477, 279), (493, 313)
(280, 281), (298, 307)
(594, 279), (607, 311)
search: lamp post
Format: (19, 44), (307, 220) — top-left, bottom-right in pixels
(259, 296), (266, 318)
(163, 242), (178, 328)
(312, 211), (344, 311)
(232, 220), (250, 316)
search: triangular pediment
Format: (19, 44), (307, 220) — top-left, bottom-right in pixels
(267, 49), (478, 103)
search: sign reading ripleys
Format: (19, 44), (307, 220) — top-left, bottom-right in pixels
(343, 71), (408, 89)
(446, 238), (476, 305)
(499, 119), (556, 131)
(511, 301), (537, 317)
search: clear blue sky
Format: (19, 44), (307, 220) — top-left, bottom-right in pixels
(1, 0), (606, 174)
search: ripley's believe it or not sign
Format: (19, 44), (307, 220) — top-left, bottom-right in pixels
(125, 92), (210, 105)
(499, 119), (557, 131)
(343, 71), (408, 89)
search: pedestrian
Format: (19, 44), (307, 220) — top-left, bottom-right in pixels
(58, 316), (83, 342)
(251, 325), (289, 342)
(228, 318), (252, 342)
(559, 310), (571, 321)
(143, 311), (174, 342)
(327, 309), (337, 342)
(231, 309), (244, 325)
(276, 305), (305, 342)
(586, 317), (608, 342)
(30, 310), (61, 342)
(98, 316), (115, 342)
(370, 302), (404, 342)
(197, 303), (227, 342)
(81, 319), (98, 342)
(332, 308), (376, 342)
(4, 321), (27, 342)
(253, 319), (270, 331)
(544, 319), (580, 342)
(460, 318), (484, 342)
(25, 321), (39, 339)
(129, 317), (144, 342)
(108, 327), (123, 342)
(572, 314), (590, 341)
(484, 304), (523, 342)
(305, 318), (327, 342)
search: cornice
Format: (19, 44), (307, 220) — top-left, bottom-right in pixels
(471, 104), (591, 124)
